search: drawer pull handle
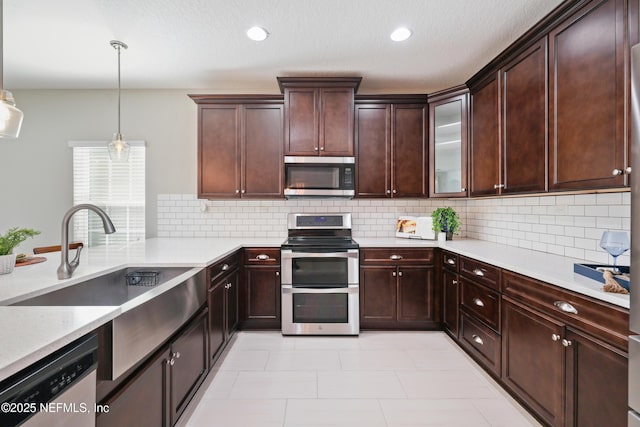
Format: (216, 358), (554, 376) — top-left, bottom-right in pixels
(473, 298), (485, 307)
(390, 255), (403, 260)
(562, 339), (573, 347)
(473, 268), (485, 277)
(221, 264), (229, 271)
(553, 301), (578, 315)
(256, 254), (270, 261)
(447, 258), (455, 265)
(551, 334), (561, 342)
(472, 335), (484, 346)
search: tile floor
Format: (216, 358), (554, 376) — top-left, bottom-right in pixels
(180, 331), (541, 427)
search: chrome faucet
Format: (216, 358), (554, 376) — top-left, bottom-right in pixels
(57, 204), (116, 279)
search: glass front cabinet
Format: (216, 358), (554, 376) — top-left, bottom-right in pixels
(428, 87), (468, 198)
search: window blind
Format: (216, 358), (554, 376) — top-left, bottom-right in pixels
(71, 142), (145, 247)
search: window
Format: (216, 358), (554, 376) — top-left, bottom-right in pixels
(70, 141), (145, 246)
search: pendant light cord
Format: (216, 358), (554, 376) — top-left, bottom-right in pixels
(116, 42), (121, 136)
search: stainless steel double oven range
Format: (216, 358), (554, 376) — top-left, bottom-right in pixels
(281, 213), (359, 335)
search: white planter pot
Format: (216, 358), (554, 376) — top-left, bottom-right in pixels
(0, 253), (17, 274)
(437, 232), (447, 242)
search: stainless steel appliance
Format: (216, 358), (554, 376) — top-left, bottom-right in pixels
(281, 213), (359, 335)
(284, 156), (355, 198)
(0, 334), (98, 427)
(630, 43), (640, 427)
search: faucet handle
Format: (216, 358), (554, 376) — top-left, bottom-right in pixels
(69, 244), (83, 269)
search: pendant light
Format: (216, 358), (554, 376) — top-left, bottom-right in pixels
(0, 0), (23, 139)
(107, 40), (129, 161)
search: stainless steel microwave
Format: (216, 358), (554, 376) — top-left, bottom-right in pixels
(284, 156), (355, 198)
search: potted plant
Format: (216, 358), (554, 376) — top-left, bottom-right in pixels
(0, 227), (40, 274)
(431, 207), (460, 241)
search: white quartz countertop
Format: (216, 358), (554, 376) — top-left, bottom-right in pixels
(357, 237), (630, 309)
(0, 236), (627, 382)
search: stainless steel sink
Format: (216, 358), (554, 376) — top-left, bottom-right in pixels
(12, 266), (193, 307)
(12, 265), (207, 381)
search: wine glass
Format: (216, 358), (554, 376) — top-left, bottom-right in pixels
(599, 231), (630, 273)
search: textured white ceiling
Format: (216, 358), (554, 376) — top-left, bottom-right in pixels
(4, 0), (564, 92)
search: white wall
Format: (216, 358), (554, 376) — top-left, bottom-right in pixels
(0, 89), (200, 252)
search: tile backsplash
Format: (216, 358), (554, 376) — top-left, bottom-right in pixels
(158, 192), (630, 264)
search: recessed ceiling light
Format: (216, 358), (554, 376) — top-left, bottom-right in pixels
(390, 27), (412, 42)
(247, 26), (269, 41)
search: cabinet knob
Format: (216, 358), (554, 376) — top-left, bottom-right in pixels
(256, 254), (270, 261)
(226, 283), (232, 289)
(392, 271), (397, 277)
(461, 187), (467, 192)
(389, 254), (403, 260)
(169, 358), (175, 366)
(472, 298), (485, 307)
(612, 169), (623, 176)
(398, 271), (403, 277)
(386, 190), (391, 195)
(241, 190), (246, 194)
(562, 339), (573, 347)
(551, 333), (561, 341)
(392, 189), (397, 194)
(553, 300), (578, 315)
(235, 189), (240, 193)
(472, 268), (485, 277)
(172, 351), (181, 359)
(314, 147), (319, 151)
(626, 167), (633, 174)
(451, 280), (458, 285)
(320, 147), (324, 151)
(275, 271), (280, 276)
(493, 184), (505, 189)
(472, 335), (484, 346)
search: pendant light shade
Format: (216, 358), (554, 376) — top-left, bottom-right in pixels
(0, 0), (23, 139)
(108, 40), (129, 161)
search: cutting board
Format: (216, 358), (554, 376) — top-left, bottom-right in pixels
(15, 256), (47, 267)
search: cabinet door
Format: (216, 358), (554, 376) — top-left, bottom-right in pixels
(502, 38), (548, 194)
(549, 0), (626, 190)
(397, 266), (433, 323)
(442, 269), (459, 338)
(97, 348), (170, 427)
(242, 105), (283, 197)
(199, 105), (241, 198)
(284, 88), (318, 155)
(226, 269), (240, 336)
(208, 280), (226, 362)
(170, 309), (208, 426)
(502, 299), (565, 427)
(355, 104), (391, 197)
(320, 88), (355, 156)
(392, 104), (427, 197)
(470, 74), (501, 196)
(243, 266), (281, 329)
(564, 328), (628, 427)
(429, 94), (468, 197)
(360, 266), (397, 326)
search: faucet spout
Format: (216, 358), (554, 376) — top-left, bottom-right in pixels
(57, 204), (116, 280)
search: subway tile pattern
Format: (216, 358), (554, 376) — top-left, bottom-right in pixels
(157, 192), (630, 264)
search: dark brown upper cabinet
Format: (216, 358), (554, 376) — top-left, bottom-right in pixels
(190, 96), (284, 199)
(355, 95), (427, 198)
(549, 0), (632, 190)
(278, 77), (362, 156)
(428, 86), (469, 198)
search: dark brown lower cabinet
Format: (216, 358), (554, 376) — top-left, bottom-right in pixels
(442, 269), (459, 338)
(241, 266), (281, 329)
(97, 309), (208, 427)
(97, 347), (170, 427)
(208, 267), (239, 364)
(502, 297), (628, 427)
(360, 265), (435, 329)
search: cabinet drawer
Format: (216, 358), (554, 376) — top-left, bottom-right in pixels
(460, 279), (501, 332)
(244, 248), (280, 265)
(441, 251), (458, 272)
(208, 252), (240, 285)
(360, 248), (434, 265)
(459, 313), (501, 376)
(460, 257), (501, 291)
(502, 270), (629, 350)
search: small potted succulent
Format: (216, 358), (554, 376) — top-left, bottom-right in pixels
(431, 207), (460, 241)
(0, 227), (40, 274)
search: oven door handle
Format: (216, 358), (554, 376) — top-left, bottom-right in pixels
(281, 284), (359, 294)
(281, 249), (359, 259)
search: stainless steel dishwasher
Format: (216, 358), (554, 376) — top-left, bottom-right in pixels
(0, 333), (98, 427)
